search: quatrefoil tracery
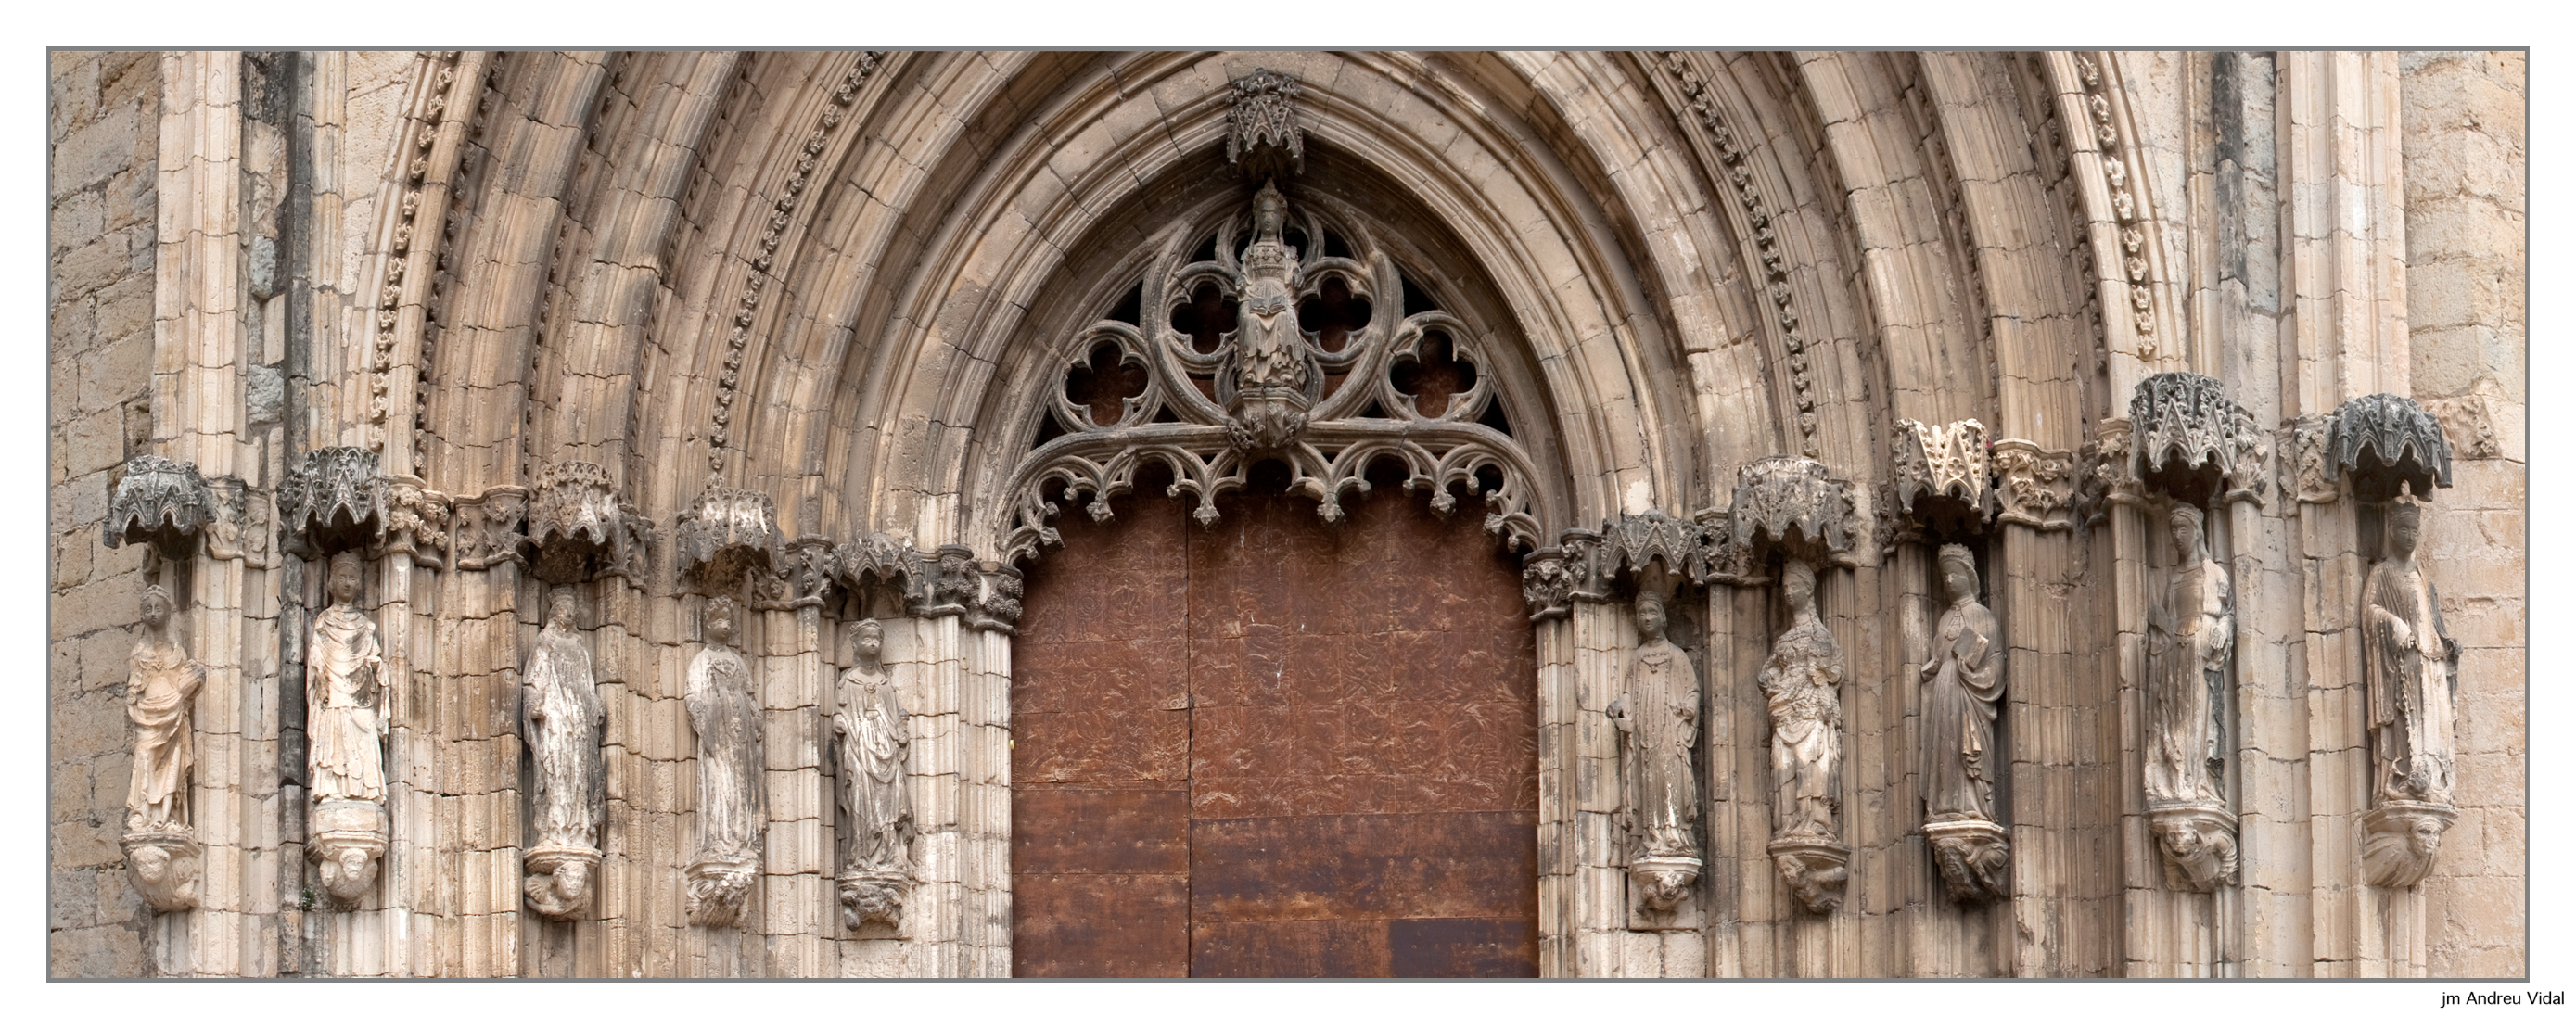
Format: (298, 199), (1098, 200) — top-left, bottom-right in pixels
(1004, 186), (1543, 565)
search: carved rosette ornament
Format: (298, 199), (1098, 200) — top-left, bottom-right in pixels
(123, 583), (206, 912)
(280, 447), (389, 557)
(2130, 373), (2267, 506)
(673, 481), (784, 592)
(103, 455), (217, 558)
(2328, 393), (2455, 503)
(1001, 182), (1546, 565)
(529, 460), (641, 582)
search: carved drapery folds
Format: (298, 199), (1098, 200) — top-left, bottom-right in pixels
(2358, 491), (2460, 888)
(673, 481), (783, 593)
(2145, 503), (2237, 892)
(280, 447), (389, 557)
(523, 591), (605, 919)
(123, 583), (206, 912)
(685, 596), (762, 927)
(103, 455), (217, 558)
(1001, 181), (1545, 565)
(2130, 372), (2268, 506)
(1612, 588), (1702, 924)
(1921, 545), (2009, 903)
(2329, 393), (2455, 503)
(1728, 456), (1857, 912)
(308, 552), (389, 906)
(834, 619), (914, 931)
(1225, 68), (1303, 180)
(530, 461), (648, 582)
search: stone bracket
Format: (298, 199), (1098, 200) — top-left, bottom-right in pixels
(103, 454), (217, 559)
(673, 481), (783, 592)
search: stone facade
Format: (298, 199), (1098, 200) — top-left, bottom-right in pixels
(47, 50), (2524, 978)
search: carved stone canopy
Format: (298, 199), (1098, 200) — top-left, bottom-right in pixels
(2129, 373), (2268, 505)
(280, 447), (388, 557)
(1001, 185), (1546, 565)
(1891, 418), (1991, 530)
(2328, 393), (2454, 502)
(103, 455), (217, 558)
(673, 480), (783, 591)
(1731, 455), (1857, 565)
(1226, 69), (1304, 180)
(835, 532), (925, 609)
(530, 461), (640, 582)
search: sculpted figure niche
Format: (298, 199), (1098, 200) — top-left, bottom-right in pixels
(123, 584), (206, 912)
(834, 619), (914, 930)
(685, 596), (763, 928)
(2360, 489), (2461, 888)
(523, 591), (606, 919)
(2144, 504), (2238, 892)
(1225, 180), (1311, 451)
(1920, 545), (2009, 904)
(1760, 558), (1850, 913)
(1607, 591), (1701, 921)
(308, 552), (389, 905)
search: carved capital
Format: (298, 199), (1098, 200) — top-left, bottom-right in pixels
(2078, 417), (2142, 523)
(199, 475), (275, 567)
(673, 482), (783, 591)
(754, 535), (842, 612)
(1991, 439), (2078, 531)
(2329, 393), (2455, 502)
(103, 455), (217, 558)
(2289, 414), (2339, 504)
(1225, 69), (1303, 178)
(907, 545), (1022, 632)
(1520, 548), (1575, 623)
(1730, 455), (1857, 565)
(280, 447), (388, 557)
(1892, 418), (1991, 517)
(378, 476), (452, 569)
(453, 488), (529, 572)
(2129, 373), (2263, 504)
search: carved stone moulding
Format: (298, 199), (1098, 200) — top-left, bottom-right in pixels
(103, 455), (217, 558)
(310, 798), (388, 907)
(523, 843), (603, 920)
(2128, 373), (2268, 506)
(1731, 455), (1859, 566)
(1892, 418), (1992, 530)
(2148, 801), (2238, 894)
(1226, 68), (1304, 179)
(121, 827), (200, 913)
(1767, 836), (1852, 914)
(2361, 800), (2457, 890)
(2328, 393), (2454, 503)
(1924, 818), (2010, 905)
(280, 447), (388, 557)
(529, 460), (638, 581)
(673, 481), (783, 591)
(839, 868), (910, 934)
(685, 855), (758, 929)
(1991, 439), (2078, 531)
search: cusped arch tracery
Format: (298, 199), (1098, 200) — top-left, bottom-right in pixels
(997, 174), (1554, 566)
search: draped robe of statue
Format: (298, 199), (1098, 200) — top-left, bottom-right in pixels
(126, 631), (206, 831)
(687, 636), (762, 863)
(1233, 182), (1307, 395)
(307, 600), (388, 805)
(2145, 539), (2230, 807)
(1923, 591), (2005, 823)
(834, 663), (911, 874)
(525, 619), (605, 851)
(1761, 596), (1845, 842)
(1615, 630), (1699, 860)
(2363, 536), (2457, 807)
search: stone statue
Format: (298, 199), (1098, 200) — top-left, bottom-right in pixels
(522, 590), (606, 919)
(685, 595), (763, 927)
(2359, 489), (2460, 887)
(1224, 180), (1312, 451)
(1608, 591), (1701, 919)
(1760, 557), (1850, 913)
(833, 618), (913, 930)
(307, 551), (389, 905)
(2144, 504), (2237, 891)
(1920, 544), (2009, 903)
(123, 583), (206, 912)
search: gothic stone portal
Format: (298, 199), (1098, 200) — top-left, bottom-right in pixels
(1012, 463), (1539, 977)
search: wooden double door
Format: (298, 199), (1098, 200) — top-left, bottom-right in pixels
(1011, 464), (1539, 977)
